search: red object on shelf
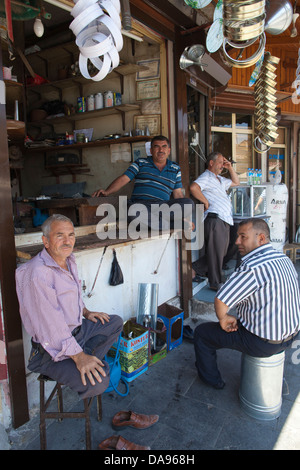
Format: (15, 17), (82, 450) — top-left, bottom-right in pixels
(26, 74), (49, 85)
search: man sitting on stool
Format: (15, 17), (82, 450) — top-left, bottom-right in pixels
(194, 218), (300, 389)
(16, 214), (123, 399)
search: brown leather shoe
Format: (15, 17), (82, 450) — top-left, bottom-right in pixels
(112, 410), (159, 430)
(98, 435), (150, 450)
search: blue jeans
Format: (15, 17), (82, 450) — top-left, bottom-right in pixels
(194, 320), (298, 387)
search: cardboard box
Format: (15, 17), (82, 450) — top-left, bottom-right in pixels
(149, 318), (167, 366)
(131, 317), (167, 367)
(111, 321), (149, 382)
(149, 346), (167, 366)
(157, 303), (184, 351)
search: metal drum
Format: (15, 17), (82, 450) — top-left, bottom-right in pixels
(239, 351), (285, 421)
(136, 283), (159, 349)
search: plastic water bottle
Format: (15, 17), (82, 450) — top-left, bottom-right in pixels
(247, 168), (252, 185)
(258, 169), (262, 184)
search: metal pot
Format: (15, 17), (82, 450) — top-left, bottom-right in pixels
(264, 0), (293, 35)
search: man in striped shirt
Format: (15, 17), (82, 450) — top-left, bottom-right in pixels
(92, 135), (193, 230)
(194, 218), (300, 389)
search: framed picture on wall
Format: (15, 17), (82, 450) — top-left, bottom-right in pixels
(136, 79), (160, 100)
(133, 114), (161, 135)
(136, 58), (160, 80)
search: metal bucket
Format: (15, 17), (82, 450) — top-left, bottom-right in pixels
(239, 351), (285, 420)
(136, 283), (159, 349)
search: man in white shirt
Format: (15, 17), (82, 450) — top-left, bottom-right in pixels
(190, 152), (239, 290)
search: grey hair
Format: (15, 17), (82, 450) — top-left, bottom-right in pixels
(206, 151), (223, 168)
(41, 214), (74, 238)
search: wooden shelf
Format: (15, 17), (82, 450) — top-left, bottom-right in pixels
(26, 63), (148, 95)
(44, 163), (91, 183)
(26, 135), (152, 154)
(5, 80), (23, 102)
(27, 103), (140, 130)
(7, 119), (25, 139)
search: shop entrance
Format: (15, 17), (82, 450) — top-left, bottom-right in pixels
(187, 86), (208, 184)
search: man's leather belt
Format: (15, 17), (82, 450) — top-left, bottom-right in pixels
(267, 331), (299, 345)
(206, 213), (219, 219)
(31, 325), (81, 353)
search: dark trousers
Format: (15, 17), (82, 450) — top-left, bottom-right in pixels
(28, 315), (123, 399)
(194, 320), (298, 387)
(192, 216), (230, 288)
(127, 198), (194, 231)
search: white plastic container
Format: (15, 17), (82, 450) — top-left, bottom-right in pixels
(87, 94), (95, 111)
(95, 92), (104, 109)
(104, 90), (113, 107)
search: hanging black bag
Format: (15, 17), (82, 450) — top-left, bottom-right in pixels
(109, 249), (124, 286)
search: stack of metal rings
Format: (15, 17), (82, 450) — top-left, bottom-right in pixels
(222, 0), (266, 68)
(294, 48), (300, 99)
(254, 52), (280, 153)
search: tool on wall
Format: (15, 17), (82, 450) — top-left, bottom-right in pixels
(69, 0), (123, 82)
(87, 246), (107, 297)
(254, 52), (280, 153)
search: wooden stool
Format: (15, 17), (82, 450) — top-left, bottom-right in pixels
(38, 374), (102, 450)
(291, 243), (300, 262)
(283, 244), (295, 263)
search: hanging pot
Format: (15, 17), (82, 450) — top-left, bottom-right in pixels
(264, 0), (293, 35)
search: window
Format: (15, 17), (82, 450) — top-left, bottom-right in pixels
(211, 112), (253, 182)
(211, 112), (287, 183)
(267, 128), (286, 183)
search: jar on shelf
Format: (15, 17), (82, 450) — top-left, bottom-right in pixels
(95, 92), (104, 109)
(87, 94), (95, 111)
(104, 91), (113, 107)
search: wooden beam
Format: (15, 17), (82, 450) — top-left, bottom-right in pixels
(266, 36), (300, 46)
(0, 41), (29, 428)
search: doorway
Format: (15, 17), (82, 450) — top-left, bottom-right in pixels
(187, 86), (208, 183)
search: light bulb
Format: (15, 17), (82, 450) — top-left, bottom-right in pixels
(33, 17), (44, 37)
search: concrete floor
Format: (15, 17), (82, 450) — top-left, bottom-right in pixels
(6, 260), (300, 451)
(7, 319), (300, 451)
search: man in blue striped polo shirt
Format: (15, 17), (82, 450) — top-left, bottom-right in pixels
(92, 135), (193, 230)
(194, 218), (300, 389)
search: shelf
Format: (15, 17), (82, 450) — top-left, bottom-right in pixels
(26, 135), (152, 154)
(7, 119), (25, 139)
(27, 103), (141, 130)
(5, 80), (23, 102)
(44, 163), (91, 183)
(26, 63), (148, 95)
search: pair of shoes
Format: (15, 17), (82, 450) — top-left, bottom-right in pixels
(112, 410), (159, 430)
(183, 325), (194, 341)
(192, 275), (205, 283)
(198, 373), (225, 390)
(195, 362), (225, 390)
(99, 435), (151, 450)
(209, 283), (224, 291)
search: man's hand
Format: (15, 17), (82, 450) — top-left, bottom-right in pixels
(219, 315), (238, 333)
(83, 308), (110, 324)
(92, 188), (108, 197)
(71, 351), (106, 386)
(215, 297), (238, 333)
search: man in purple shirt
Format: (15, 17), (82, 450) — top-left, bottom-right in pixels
(16, 214), (123, 399)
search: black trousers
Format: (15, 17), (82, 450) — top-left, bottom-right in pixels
(194, 320), (299, 387)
